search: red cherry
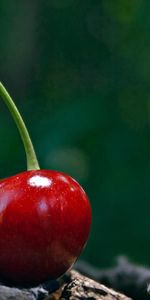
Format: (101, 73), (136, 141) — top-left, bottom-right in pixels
(0, 170), (91, 285)
(0, 82), (92, 285)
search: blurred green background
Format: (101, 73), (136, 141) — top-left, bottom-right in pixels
(1, 0), (150, 268)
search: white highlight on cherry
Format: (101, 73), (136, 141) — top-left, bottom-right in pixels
(57, 174), (69, 184)
(38, 199), (49, 213)
(0, 194), (11, 214)
(28, 175), (52, 188)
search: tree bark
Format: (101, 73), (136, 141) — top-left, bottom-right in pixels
(0, 270), (131, 300)
(75, 257), (150, 300)
(60, 270), (131, 300)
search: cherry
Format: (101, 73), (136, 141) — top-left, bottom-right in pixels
(0, 82), (91, 286)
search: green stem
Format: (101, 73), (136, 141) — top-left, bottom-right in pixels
(0, 82), (40, 171)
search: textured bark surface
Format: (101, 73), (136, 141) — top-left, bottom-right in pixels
(75, 257), (150, 300)
(0, 270), (131, 300)
(60, 270), (131, 300)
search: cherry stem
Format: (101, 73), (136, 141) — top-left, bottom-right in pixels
(0, 82), (40, 171)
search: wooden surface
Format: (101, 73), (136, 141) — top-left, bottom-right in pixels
(60, 270), (131, 300)
(75, 257), (150, 300)
(0, 270), (131, 300)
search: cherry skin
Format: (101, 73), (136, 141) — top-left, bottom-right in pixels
(0, 169), (91, 285)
